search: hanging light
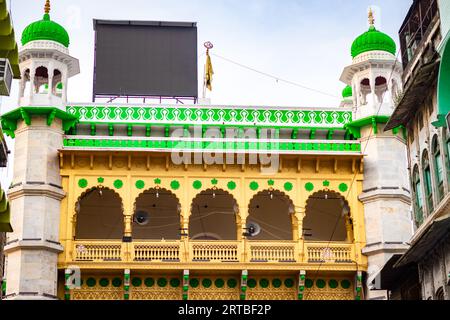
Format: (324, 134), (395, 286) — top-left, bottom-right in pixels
(324, 193), (328, 200)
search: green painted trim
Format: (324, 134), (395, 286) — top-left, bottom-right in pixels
(66, 106), (353, 128)
(344, 115), (391, 138)
(0, 107), (78, 138)
(63, 138), (362, 153)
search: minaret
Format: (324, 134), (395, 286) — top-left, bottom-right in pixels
(340, 9), (412, 300)
(2, 0), (79, 300)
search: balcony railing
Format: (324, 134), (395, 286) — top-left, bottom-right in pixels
(70, 240), (357, 265)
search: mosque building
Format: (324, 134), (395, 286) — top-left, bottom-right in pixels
(0, 1), (413, 300)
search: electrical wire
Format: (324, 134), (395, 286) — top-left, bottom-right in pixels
(211, 52), (341, 99)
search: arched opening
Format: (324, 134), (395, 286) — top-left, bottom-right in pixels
(75, 187), (124, 240)
(375, 76), (388, 103)
(412, 165), (424, 227)
(52, 69), (62, 96)
(20, 68), (30, 97)
(189, 189), (238, 240)
(303, 190), (350, 242)
(432, 135), (444, 202)
(359, 78), (371, 105)
(247, 189), (294, 240)
(35, 66), (49, 94)
(132, 188), (181, 240)
(422, 150), (434, 213)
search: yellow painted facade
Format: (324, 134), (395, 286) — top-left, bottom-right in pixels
(57, 151), (367, 300)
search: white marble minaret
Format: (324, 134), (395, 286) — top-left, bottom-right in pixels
(340, 10), (412, 300)
(3, 0), (79, 299)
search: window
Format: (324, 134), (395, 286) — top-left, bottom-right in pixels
(413, 165), (424, 226)
(422, 151), (434, 213)
(432, 136), (444, 202)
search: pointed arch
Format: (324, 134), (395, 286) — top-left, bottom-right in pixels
(75, 186), (124, 240)
(247, 189), (295, 240)
(132, 187), (181, 240)
(304, 190), (350, 242)
(189, 188), (238, 240)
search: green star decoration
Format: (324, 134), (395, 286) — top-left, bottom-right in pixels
(97, 177), (105, 184)
(154, 178), (161, 185)
(211, 178), (218, 185)
(268, 179), (275, 186)
(323, 180), (330, 187)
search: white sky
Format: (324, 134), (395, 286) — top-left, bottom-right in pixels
(0, 0), (412, 185)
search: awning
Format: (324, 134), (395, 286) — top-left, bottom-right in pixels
(371, 254), (418, 291)
(395, 215), (450, 268)
(0, 184), (11, 232)
(385, 54), (440, 131)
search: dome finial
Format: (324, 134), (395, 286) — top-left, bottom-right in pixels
(44, 0), (51, 15)
(368, 7), (375, 27)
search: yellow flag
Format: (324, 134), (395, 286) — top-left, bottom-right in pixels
(205, 50), (214, 91)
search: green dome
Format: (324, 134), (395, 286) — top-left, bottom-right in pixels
(342, 85), (353, 98)
(351, 26), (396, 58)
(21, 13), (69, 47)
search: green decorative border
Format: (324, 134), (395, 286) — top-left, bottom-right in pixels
(63, 138), (362, 154)
(78, 179), (88, 188)
(135, 180), (145, 189)
(114, 179), (123, 189)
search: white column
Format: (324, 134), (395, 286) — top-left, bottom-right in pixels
(61, 72), (68, 103)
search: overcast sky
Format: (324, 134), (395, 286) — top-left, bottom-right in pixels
(0, 0), (412, 185)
